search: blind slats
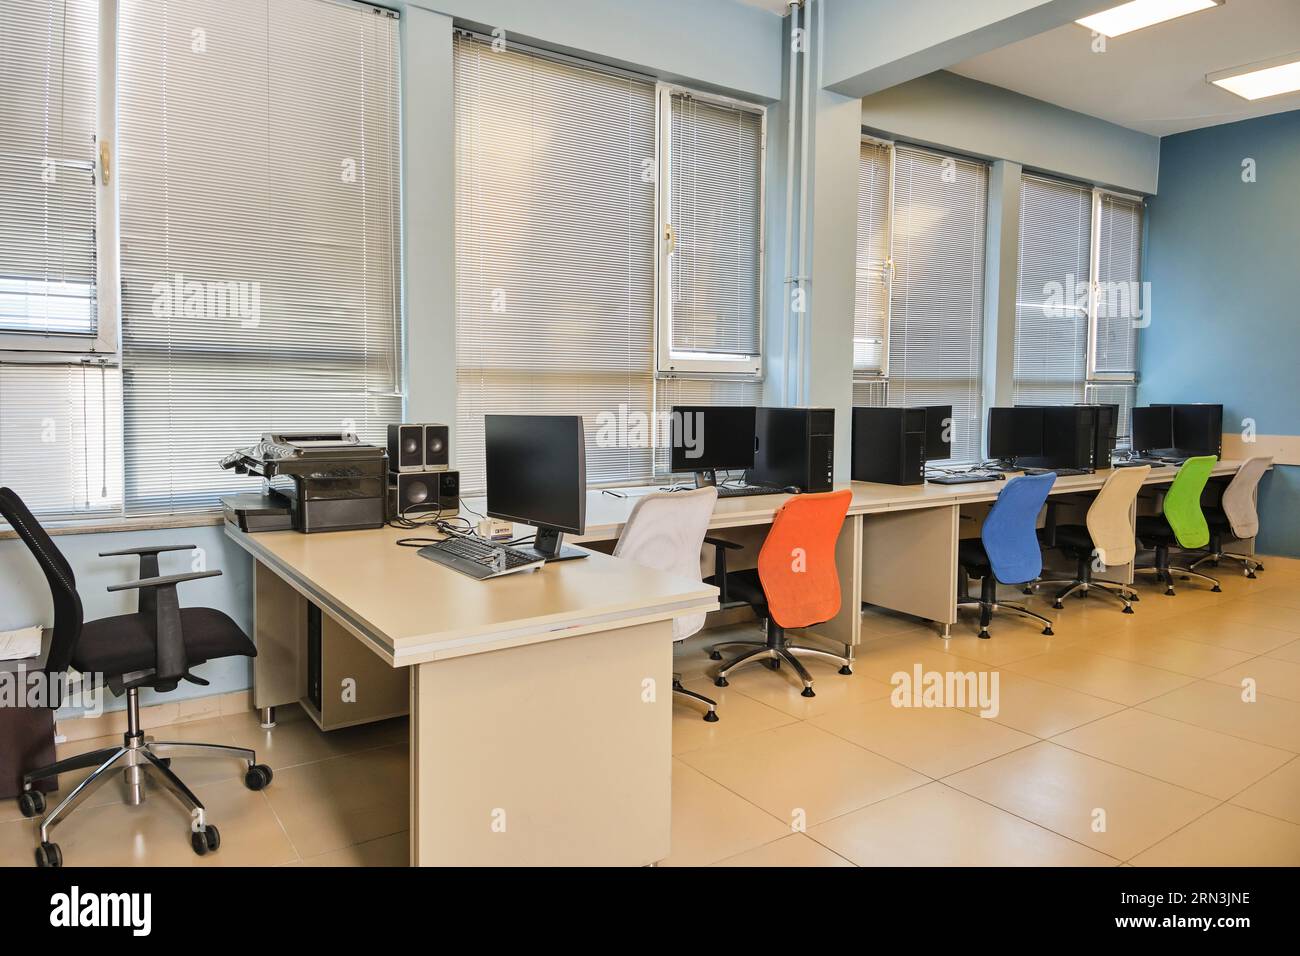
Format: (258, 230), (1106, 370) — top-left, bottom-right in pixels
(1095, 193), (1142, 375)
(853, 141), (890, 375)
(118, 0), (402, 515)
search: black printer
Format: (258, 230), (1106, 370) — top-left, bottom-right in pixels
(219, 431), (388, 533)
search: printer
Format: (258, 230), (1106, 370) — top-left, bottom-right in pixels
(219, 431), (388, 533)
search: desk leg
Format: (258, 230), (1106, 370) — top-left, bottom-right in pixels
(252, 562), (306, 715)
(812, 513), (863, 656)
(408, 619), (673, 866)
(861, 505), (960, 635)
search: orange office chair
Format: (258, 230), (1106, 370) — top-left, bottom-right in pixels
(705, 489), (853, 698)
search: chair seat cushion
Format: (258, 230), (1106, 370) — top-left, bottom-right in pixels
(1203, 506), (1232, 533)
(705, 568), (768, 617)
(958, 538), (991, 577)
(1052, 524), (1096, 555)
(71, 607), (255, 679)
(1135, 514), (1176, 546)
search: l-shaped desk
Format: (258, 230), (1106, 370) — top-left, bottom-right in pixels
(226, 458), (1252, 866)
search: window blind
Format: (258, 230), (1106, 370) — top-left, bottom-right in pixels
(1013, 174), (1091, 407)
(1094, 193), (1143, 375)
(0, 0), (98, 338)
(663, 92), (762, 363)
(117, 0), (402, 514)
(887, 145), (987, 463)
(652, 376), (761, 478)
(853, 140), (890, 376)
(454, 33), (657, 493)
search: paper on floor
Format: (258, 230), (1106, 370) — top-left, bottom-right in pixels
(0, 626), (43, 661)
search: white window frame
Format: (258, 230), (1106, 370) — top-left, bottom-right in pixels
(1084, 185), (1144, 385)
(853, 133), (894, 392)
(0, 0), (119, 359)
(655, 83), (765, 378)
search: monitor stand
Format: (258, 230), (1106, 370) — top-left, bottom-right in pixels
(988, 458), (1020, 473)
(693, 470), (719, 488)
(523, 527), (587, 563)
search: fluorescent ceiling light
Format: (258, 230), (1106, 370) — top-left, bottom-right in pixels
(1076, 0), (1220, 38)
(1209, 53), (1300, 100)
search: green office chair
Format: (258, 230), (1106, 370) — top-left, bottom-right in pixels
(1134, 455), (1221, 595)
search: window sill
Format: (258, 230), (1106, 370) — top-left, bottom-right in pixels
(0, 511), (224, 540)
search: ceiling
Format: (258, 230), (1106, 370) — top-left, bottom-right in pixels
(950, 0), (1300, 137)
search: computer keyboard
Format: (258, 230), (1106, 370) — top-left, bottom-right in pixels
(717, 484), (790, 499)
(417, 535), (544, 580)
(1114, 458), (1167, 468)
(1022, 467), (1092, 477)
(928, 472), (1004, 485)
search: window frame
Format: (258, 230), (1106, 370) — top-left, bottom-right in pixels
(1084, 185), (1145, 385)
(654, 82), (766, 379)
(852, 133), (894, 389)
(0, 0), (119, 359)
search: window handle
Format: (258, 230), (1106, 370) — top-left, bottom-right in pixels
(662, 223), (676, 256)
(99, 140), (111, 186)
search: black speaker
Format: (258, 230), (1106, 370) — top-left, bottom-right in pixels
(388, 423), (449, 472)
(851, 407), (926, 485)
(388, 470), (459, 519)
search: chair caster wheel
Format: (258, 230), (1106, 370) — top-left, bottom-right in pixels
(1052, 601), (1064, 610)
(708, 651), (722, 661)
(1211, 585), (1221, 593)
(1022, 587), (1034, 595)
(703, 710), (719, 723)
(17, 790), (45, 818)
(1247, 571), (1257, 579)
(978, 630), (990, 640)
(243, 764), (273, 791)
(800, 687), (815, 698)
(1042, 627), (1054, 636)
(1129, 594), (1140, 602)
(1256, 563), (1265, 571)
(1164, 588), (1175, 596)
(1122, 605), (1134, 614)
(191, 825), (220, 856)
(838, 665), (853, 676)
(35, 842), (62, 868)
(713, 676), (728, 688)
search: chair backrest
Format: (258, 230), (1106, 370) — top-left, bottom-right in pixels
(981, 473), (1055, 584)
(1220, 456), (1271, 539)
(1162, 455), (1217, 549)
(756, 489), (852, 629)
(613, 486), (717, 641)
(1086, 465), (1149, 569)
(0, 488), (82, 675)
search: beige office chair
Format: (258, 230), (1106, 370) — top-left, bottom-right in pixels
(613, 486), (720, 721)
(1035, 466), (1149, 613)
(1191, 456), (1271, 577)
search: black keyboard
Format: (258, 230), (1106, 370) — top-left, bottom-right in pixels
(417, 535), (544, 580)
(717, 484), (789, 498)
(1115, 458), (1167, 468)
(1022, 467), (1092, 477)
(928, 472), (1004, 485)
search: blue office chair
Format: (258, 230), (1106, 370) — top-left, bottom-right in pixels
(957, 473), (1057, 639)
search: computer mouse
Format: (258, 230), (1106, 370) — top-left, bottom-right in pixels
(783, 486), (802, 494)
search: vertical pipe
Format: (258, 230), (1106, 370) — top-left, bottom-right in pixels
(780, 1), (800, 405)
(795, 0), (814, 404)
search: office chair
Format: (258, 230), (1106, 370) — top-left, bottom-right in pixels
(1034, 466), (1149, 614)
(705, 489), (853, 698)
(958, 473), (1057, 639)
(613, 486), (720, 721)
(1133, 455), (1220, 595)
(0, 488), (271, 868)
(1190, 456), (1271, 578)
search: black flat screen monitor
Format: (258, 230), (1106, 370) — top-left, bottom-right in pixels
(988, 407), (1044, 461)
(1131, 406), (1174, 454)
(485, 414), (586, 560)
(1165, 403), (1223, 457)
(922, 405), (953, 462)
(669, 405), (757, 487)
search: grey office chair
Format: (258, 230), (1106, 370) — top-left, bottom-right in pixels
(613, 486), (720, 721)
(1190, 456), (1271, 577)
(1, 487), (272, 868)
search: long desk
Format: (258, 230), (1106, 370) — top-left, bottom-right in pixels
(225, 523), (718, 866)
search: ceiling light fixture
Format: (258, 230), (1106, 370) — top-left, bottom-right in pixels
(1076, 0), (1221, 39)
(1208, 52), (1300, 100)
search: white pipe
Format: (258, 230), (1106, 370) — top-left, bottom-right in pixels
(780, 1), (799, 406)
(796, 0), (814, 405)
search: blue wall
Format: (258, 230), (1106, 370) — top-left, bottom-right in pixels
(1141, 109), (1300, 556)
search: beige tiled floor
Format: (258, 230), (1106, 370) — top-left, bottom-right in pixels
(3, 555), (1299, 867)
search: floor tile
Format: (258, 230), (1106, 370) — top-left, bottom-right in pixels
(671, 677), (796, 755)
(1208, 656), (1300, 703)
(678, 722), (927, 828)
(660, 760), (788, 867)
(714, 654), (894, 720)
(808, 782), (1116, 867)
(1138, 681), (1300, 752)
(956, 671), (1125, 738)
(0, 818), (37, 867)
(1252, 585), (1300, 611)
(1081, 629), (1255, 678)
(220, 705), (406, 771)
(944, 741), (1217, 860)
(849, 633), (988, 686)
(1267, 638), (1300, 665)
(937, 622), (1088, 665)
(715, 833), (854, 867)
(1051, 709), (1293, 799)
(810, 696), (1035, 778)
(1230, 756), (1300, 825)
(302, 831), (409, 866)
(1003, 647), (1194, 706)
(1130, 804), (1300, 867)
(1160, 612), (1298, 655)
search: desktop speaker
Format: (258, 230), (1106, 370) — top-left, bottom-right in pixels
(388, 423), (449, 473)
(388, 470), (459, 519)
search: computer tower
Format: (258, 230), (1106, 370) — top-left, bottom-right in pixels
(1018, 405), (1097, 471)
(851, 407), (926, 485)
(1086, 403), (1118, 469)
(747, 407), (835, 492)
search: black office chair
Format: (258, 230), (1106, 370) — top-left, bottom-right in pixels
(0, 487), (272, 868)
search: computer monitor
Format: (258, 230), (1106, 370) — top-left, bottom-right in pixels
(987, 407), (1043, 463)
(669, 405), (757, 487)
(922, 405), (953, 462)
(1163, 403), (1224, 458)
(485, 414), (587, 561)
(1131, 406), (1174, 455)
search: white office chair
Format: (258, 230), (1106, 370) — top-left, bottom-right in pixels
(613, 486), (720, 721)
(1191, 456), (1272, 577)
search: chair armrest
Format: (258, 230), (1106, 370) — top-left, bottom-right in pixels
(107, 570), (221, 592)
(703, 537), (742, 604)
(98, 544), (196, 557)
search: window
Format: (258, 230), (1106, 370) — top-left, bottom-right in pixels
(116, 0), (402, 514)
(881, 144), (988, 463)
(454, 35), (765, 491)
(1013, 174), (1144, 442)
(852, 139), (890, 407)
